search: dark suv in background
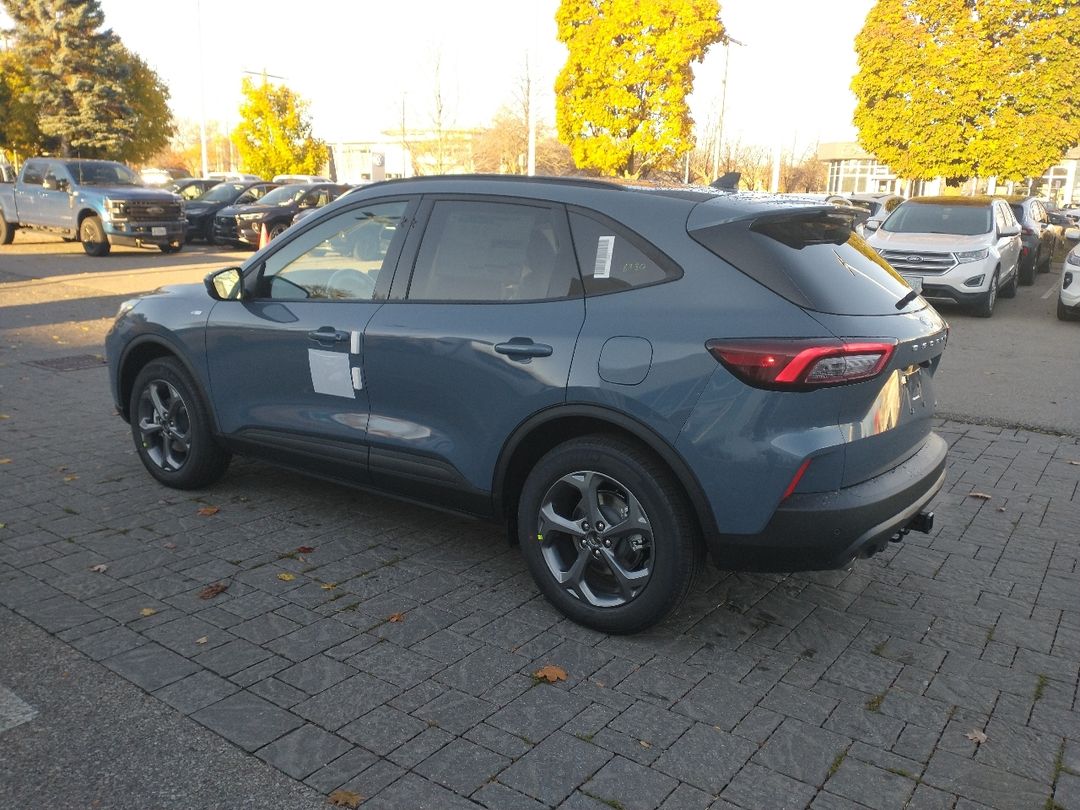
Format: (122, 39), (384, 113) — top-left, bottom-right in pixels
(1006, 196), (1057, 283)
(106, 176), (947, 633)
(184, 181), (278, 243)
(211, 182), (349, 247)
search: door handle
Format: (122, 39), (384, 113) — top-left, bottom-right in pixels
(307, 327), (349, 343)
(494, 338), (553, 359)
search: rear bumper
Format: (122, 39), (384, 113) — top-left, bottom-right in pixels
(712, 432), (947, 571)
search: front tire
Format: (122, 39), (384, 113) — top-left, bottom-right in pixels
(974, 270), (998, 318)
(1060, 298), (1076, 321)
(517, 436), (700, 634)
(1000, 267), (1017, 299)
(129, 358), (230, 489)
(80, 215), (110, 257)
(268, 222), (289, 240)
(159, 241), (183, 254)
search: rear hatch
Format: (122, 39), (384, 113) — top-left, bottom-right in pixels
(688, 203), (948, 487)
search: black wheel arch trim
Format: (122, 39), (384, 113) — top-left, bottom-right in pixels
(117, 334), (220, 433)
(492, 403), (720, 545)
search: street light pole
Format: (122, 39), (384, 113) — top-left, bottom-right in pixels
(711, 34), (746, 180)
(195, 0), (208, 177)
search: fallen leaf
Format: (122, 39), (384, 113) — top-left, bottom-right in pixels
(0, 414), (9, 419)
(139, 608), (157, 617)
(639, 739), (652, 748)
(533, 665), (568, 683)
(388, 612), (405, 623)
(967, 492), (992, 500)
(996, 506), (1006, 512)
(163, 542), (177, 550)
(89, 564), (108, 573)
(965, 729), (987, 744)
(197, 506), (220, 516)
(195, 636), (208, 645)
(277, 572), (296, 582)
(199, 582), (229, 600)
(1068, 460), (1080, 466)
(297, 546), (314, 554)
(0, 523), (6, 529)
(64, 475), (78, 482)
(327, 789), (363, 808)
(320, 582), (337, 591)
(0, 458), (11, 464)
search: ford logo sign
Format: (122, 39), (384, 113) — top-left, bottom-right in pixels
(905, 255), (923, 263)
(146, 206), (164, 215)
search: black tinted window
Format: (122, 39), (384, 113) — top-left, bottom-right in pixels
(408, 200), (579, 302)
(690, 209), (920, 316)
(21, 162), (45, 185)
(568, 210), (681, 294)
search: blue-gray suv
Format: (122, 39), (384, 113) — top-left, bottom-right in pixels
(106, 176), (948, 633)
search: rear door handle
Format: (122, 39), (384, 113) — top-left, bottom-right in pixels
(307, 327), (349, 343)
(494, 338), (553, 359)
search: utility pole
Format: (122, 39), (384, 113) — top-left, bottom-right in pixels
(710, 35), (746, 180)
(195, 0), (208, 177)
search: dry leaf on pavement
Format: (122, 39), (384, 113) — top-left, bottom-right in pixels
(297, 546), (315, 553)
(89, 564), (108, 573)
(320, 583), (337, 591)
(195, 636), (208, 645)
(388, 612), (405, 623)
(277, 572), (296, 582)
(199, 582), (229, 600)
(163, 542), (177, 550)
(533, 665), (568, 683)
(64, 475), (78, 481)
(139, 608), (157, 617)
(0, 458), (11, 464)
(197, 506), (220, 516)
(327, 789), (363, 808)
(967, 492), (992, 500)
(965, 729), (988, 744)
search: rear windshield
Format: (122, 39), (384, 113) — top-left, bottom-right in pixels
(883, 202), (992, 236)
(689, 209), (922, 316)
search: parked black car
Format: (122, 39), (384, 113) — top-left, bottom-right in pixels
(212, 182), (349, 248)
(169, 178), (221, 201)
(1006, 196), (1057, 284)
(184, 182), (278, 243)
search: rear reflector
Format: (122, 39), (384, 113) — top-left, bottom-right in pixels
(782, 458), (813, 500)
(706, 339), (896, 390)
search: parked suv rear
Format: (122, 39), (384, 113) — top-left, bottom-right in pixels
(106, 176), (948, 633)
(1006, 196), (1057, 284)
(865, 195), (1021, 317)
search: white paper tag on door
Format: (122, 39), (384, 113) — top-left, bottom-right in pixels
(594, 236), (615, 279)
(308, 349), (355, 398)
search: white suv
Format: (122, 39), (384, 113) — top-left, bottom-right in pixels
(865, 196), (1021, 317)
(1060, 227), (1080, 321)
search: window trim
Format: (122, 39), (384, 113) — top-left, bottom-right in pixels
(241, 195), (417, 303)
(565, 204), (684, 297)
(389, 193), (584, 305)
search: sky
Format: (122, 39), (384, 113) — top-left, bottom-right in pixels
(5, 0), (877, 154)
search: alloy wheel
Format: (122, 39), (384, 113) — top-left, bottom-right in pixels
(136, 379), (192, 472)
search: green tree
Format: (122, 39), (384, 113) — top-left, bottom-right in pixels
(2, 0), (135, 157)
(853, 0), (1080, 184)
(232, 78), (328, 178)
(114, 48), (175, 165)
(555, 0), (725, 178)
(0, 49), (44, 161)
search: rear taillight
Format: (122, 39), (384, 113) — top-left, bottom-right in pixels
(706, 339), (896, 390)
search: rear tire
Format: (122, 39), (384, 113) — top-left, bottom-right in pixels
(974, 270), (998, 318)
(129, 358), (231, 489)
(0, 217), (15, 245)
(516, 435), (701, 634)
(80, 216), (110, 257)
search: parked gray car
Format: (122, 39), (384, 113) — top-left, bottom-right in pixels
(105, 176), (948, 632)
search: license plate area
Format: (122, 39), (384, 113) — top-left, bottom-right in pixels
(151, 226), (166, 237)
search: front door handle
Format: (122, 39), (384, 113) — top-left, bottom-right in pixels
(307, 327), (349, 343)
(494, 338), (553, 359)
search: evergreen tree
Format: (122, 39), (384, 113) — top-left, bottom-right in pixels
(2, 0), (135, 157)
(232, 78), (328, 178)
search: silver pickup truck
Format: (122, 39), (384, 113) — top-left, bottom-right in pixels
(0, 158), (186, 256)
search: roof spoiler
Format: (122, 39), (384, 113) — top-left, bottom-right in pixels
(710, 172), (741, 191)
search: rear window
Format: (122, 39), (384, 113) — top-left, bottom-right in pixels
(1009, 204), (1025, 222)
(883, 202), (992, 236)
(689, 209), (921, 316)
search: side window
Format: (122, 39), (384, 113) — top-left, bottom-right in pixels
(1034, 202), (1047, 224)
(568, 210), (681, 295)
(257, 200), (408, 301)
(994, 204), (1009, 233)
(21, 161), (45, 186)
(406, 200), (579, 302)
(43, 165), (69, 190)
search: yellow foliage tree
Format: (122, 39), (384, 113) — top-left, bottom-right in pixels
(853, 0), (1080, 184)
(555, 0), (725, 178)
(232, 78), (328, 179)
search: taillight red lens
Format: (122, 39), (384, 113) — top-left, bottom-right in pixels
(706, 339), (896, 390)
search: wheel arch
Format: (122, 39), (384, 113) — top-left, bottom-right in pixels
(117, 336), (219, 433)
(493, 404), (718, 550)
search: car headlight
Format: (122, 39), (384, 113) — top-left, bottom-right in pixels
(955, 248), (989, 263)
(1067, 251), (1080, 267)
(103, 198), (128, 221)
(115, 298), (140, 319)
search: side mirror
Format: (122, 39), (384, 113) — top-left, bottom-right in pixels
(864, 219), (881, 232)
(42, 176), (58, 191)
(1066, 227), (1080, 240)
(205, 267), (243, 301)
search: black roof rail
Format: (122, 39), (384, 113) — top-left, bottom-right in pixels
(352, 174), (628, 194)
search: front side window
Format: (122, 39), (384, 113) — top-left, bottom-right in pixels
(568, 210), (681, 295)
(407, 200), (579, 302)
(21, 161), (45, 186)
(256, 201), (408, 301)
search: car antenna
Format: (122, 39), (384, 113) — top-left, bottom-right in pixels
(711, 172), (741, 191)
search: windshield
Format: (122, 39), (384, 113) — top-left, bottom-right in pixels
(258, 185), (309, 206)
(198, 183), (249, 203)
(883, 202), (992, 236)
(65, 161), (140, 186)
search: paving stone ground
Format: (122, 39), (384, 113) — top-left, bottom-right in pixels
(1, 256), (1079, 809)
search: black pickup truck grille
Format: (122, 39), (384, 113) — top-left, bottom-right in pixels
(126, 200), (182, 221)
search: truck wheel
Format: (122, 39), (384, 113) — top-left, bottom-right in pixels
(0, 217), (14, 246)
(159, 241), (183, 254)
(517, 435), (701, 634)
(80, 216), (110, 257)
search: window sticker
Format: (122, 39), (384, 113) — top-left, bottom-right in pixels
(308, 349), (355, 398)
(594, 235), (615, 279)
